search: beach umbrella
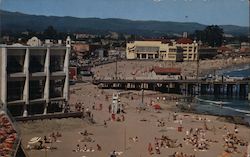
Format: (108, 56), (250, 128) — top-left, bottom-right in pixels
(153, 104), (161, 110)
(28, 137), (41, 144)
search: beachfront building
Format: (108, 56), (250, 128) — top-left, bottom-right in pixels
(126, 38), (198, 61)
(0, 37), (71, 117)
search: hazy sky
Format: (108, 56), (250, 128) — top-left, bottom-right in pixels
(0, 0), (249, 26)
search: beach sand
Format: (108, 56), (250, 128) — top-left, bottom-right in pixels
(93, 57), (250, 79)
(19, 82), (250, 157)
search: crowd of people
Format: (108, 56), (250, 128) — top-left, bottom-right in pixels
(26, 131), (62, 150)
(73, 129), (102, 153)
(183, 127), (215, 152)
(148, 135), (183, 155)
(0, 111), (18, 157)
(222, 131), (248, 154)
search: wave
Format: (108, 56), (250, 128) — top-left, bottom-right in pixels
(235, 65), (250, 71)
(217, 65), (250, 76)
(196, 97), (250, 115)
(223, 106), (250, 114)
(196, 97), (231, 105)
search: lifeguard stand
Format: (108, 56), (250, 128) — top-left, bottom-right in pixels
(112, 93), (122, 114)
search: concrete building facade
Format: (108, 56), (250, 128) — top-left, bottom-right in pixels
(126, 39), (198, 61)
(0, 38), (71, 117)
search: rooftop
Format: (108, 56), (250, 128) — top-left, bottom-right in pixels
(152, 67), (181, 75)
(176, 38), (193, 44)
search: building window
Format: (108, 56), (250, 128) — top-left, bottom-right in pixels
(169, 49), (176, 52)
(141, 54), (146, 59)
(29, 80), (45, 100)
(148, 54), (153, 59)
(7, 80), (25, 102)
(137, 54), (140, 59)
(7, 49), (26, 74)
(50, 79), (65, 98)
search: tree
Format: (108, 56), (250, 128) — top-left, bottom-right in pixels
(43, 26), (58, 39)
(193, 25), (224, 47)
(203, 25), (224, 47)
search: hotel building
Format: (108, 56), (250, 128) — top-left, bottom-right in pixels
(0, 37), (71, 117)
(126, 38), (198, 61)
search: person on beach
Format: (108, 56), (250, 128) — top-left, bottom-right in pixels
(110, 150), (117, 157)
(173, 112), (177, 121)
(56, 131), (62, 137)
(234, 124), (238, 134)
(109, 104), (112, 113)
(129, 136), (138, 142)
(104, 120), (107, 127)
(44, 136), (50, 143)
(155, 145), (160, 154)
(97, 144), (102, 151)
(111, 114), (116, 121)
(76, 144), (80, 152)
(83, 144), (87, 151)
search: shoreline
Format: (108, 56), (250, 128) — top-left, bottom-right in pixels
(199, 57), (250, 77)
(175, 103), (250, 127)
(155, 95), (250, 127)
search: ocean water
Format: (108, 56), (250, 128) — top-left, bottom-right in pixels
(217, 64), (250, 77)
(196, 65), (250, 124)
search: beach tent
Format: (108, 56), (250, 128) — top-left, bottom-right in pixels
(153, 104), (161, 110)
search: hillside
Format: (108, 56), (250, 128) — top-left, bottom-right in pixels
(0, 10), (248, 37)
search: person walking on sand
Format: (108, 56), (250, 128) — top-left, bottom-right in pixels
(121, 115), (125, 121)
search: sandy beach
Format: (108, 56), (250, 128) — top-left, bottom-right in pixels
(18, 81), (250, 157)
(93, 57), (250, 78)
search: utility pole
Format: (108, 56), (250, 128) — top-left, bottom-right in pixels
(141, 88), (144, 104)
(124, 126), (126, 151)
(115, 54), (118, 80)
(196, 45), (200, 96)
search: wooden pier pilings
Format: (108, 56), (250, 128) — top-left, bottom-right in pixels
(93, 79), (250, 99)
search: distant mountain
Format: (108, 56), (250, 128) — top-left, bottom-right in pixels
(0, 10), (248, 37)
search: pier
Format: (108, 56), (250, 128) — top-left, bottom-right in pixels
(93, 78), (250, 99)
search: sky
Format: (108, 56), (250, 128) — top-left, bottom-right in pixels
(0, 0), (249, 26)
